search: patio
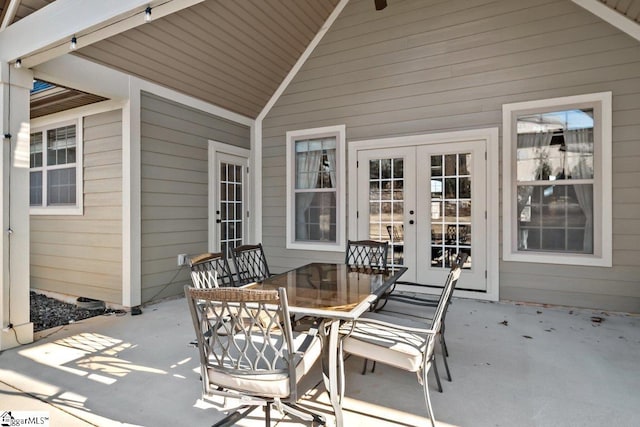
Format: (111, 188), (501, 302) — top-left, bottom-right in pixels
(1, 294), (638, 426)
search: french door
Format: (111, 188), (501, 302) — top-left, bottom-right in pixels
(209, 142), (250, 259)
(355, 140), (487, 291)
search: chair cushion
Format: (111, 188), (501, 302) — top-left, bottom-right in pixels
(206, 332), (322, 398)
(341, 312), (430, 373)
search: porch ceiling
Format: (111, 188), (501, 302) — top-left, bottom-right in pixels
(72, 0), (340, 119)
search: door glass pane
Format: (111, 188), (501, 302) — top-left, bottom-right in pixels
(220, 161), (243, 258)
(369, 158), (404, 267)
(430, 153), (471, 270)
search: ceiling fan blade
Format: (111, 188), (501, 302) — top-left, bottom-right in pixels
(375, 0), (387, 11)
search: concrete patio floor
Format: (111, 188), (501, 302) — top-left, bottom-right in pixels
(1, 294), (639, 426)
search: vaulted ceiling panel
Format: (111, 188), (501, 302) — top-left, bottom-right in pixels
(75, 0), (340, 118)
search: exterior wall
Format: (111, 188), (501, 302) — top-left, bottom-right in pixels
(140, 92), (250, 303)
(262, 0), (640, 312)
(30, 108), (123, 303)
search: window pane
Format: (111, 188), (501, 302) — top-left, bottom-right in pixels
(47, 168), (76, 205)
(47, 125), (76, 166)
(30, 132), (43, 168)
(295, 191), (336, 242)
(517, 184), (592, 253)
(431, 155), (443, 177)
(516, 109), (594, 182)
(295, 138), (336, 190)
(30, 171), (43, 206)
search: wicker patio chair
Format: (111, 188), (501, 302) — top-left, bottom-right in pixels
(185, 286), (325, 426)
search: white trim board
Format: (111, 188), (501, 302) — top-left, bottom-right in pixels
(348, 128), (500, 302)
(501, 92), (612, 267)
(122, 80), (141, 308)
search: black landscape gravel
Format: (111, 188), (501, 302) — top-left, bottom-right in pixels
(30, 291), (116, 332)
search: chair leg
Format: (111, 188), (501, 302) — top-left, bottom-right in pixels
(265, 403), (271, 426)
(282, 403), (327, 425)
(441, 333), (449, 357)
(441, 337), (452, 382)
(212, 405), (257, 427)
(361, 358), (368, 375)
(431, 354), (443, 393)
(422, 368), (437, 427)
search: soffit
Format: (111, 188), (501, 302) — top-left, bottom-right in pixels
(30, 82), (107, 118)
(74, 0), (339, 119)
(599, 0), (640, 23)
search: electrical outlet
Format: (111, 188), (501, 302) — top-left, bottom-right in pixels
(177, 253), (188, 266)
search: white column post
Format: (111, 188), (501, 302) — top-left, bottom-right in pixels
(122, 77), (141, 308)
(0, 62), (33, 350)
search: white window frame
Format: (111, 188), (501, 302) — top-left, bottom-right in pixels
(286, 124), (346, 251)
(29, 118), (84, 215)
(502, 92), (612, 266)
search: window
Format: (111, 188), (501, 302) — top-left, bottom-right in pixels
(286, 125), (345, 251)
(30, 120), (83, 215)
(502, 93), (611, 266)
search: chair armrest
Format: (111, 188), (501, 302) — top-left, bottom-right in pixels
(341, 313), (436, 337)
(387, 293), (439, 307)
(295, 320), (320, 354)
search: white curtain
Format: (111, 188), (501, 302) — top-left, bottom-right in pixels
(516, 131), (553, 250)
(516, 132), (553, 216)
(295, 149), (322, 240)
(564, 128), (594, 253)
(326, 148), (336, 189)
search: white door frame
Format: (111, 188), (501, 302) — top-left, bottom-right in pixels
(348, 128), (500, 301)
(208, 140), (251, 253)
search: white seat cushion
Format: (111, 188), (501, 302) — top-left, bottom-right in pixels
(207, 332), (322, 398)
(341, 312), (432, 373)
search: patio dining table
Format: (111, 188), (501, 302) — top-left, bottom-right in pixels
(249, 262), (407, 427)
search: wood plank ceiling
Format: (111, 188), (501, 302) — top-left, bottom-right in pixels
(76, 0), (340, 119)
(1, 0), (338, 119)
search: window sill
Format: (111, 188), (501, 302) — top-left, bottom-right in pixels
(287, 241), (344, 252)
(30, 207), (83, 216)
(503, 251), (611, 267)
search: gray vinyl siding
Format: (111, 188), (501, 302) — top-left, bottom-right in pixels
(262, 0), (640, 312)
(140, 92), (250, 303)
(30, 109), (123, 304)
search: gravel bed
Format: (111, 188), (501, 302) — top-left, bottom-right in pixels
(30, 291), (120, 332)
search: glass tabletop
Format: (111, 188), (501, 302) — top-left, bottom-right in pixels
(250, 263), (406, 316)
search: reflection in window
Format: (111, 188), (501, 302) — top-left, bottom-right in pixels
(294, 137), (337, 242)
(516, 109), (594, 253)
(431, 153), (472, 269)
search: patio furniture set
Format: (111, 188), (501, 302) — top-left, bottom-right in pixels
(185, 241), (466, 426)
